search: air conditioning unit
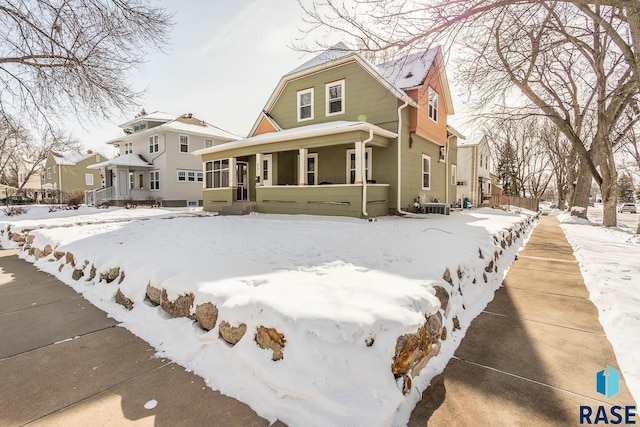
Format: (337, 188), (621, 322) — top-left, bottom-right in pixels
(422, 202), (451, 215)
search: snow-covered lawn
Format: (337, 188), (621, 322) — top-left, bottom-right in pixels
(558, 213), (640, 405)
(0, 206), (534, 426)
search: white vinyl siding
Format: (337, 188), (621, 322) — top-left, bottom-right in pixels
(176, 169), (203, 183)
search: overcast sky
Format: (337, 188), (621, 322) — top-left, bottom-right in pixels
(73, 0), (470, 156)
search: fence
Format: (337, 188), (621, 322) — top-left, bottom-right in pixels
(489, 195), (540, 212)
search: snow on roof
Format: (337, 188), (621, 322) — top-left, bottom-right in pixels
(119, 111), (177, 128)
(52, 151), (101, 165)
(286, 42), (354, 76)
(87, 153), (152, 169)
(194, 121), (397, 156)
(377, 47), (439, 90)
(163, 118), (240, 141)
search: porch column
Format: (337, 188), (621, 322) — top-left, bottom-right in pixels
(255, 153), (263, 186)
(229, 157), (237, 188)
(298, 148), (308, 185)
(354, 141), (363, 184)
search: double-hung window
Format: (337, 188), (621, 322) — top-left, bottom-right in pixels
(326, 79), (345, 116)
(150, 170), (160, 190)
(179, 135), (189, 153)
(205, 160), (229, 188)
(124, 142), (133, 154)
(428, 87), (438, 122)
(451, 164), (457, 186)
(422, 154), (431, 190)
(149, 135), (159, 153)
(297, 88), (314, 121)
(85, 174), (94, 186)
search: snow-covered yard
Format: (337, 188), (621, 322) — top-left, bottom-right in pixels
(558, 212), (640, 405)
(0, 205), (534, 426)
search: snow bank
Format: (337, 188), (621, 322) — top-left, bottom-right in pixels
(9, 209), (535, 426)
(558, 212), (640, 405)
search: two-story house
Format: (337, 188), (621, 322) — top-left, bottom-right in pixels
(456, 135), (493, 207)
(87, 111), (240, 207)
(17, 159), (42, 198)
(41, 151), (105, 202)
(194, 43), (462, 218)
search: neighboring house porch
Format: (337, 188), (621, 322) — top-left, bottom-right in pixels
(85, 154), (155, 206)
(194, 121), (397, 217)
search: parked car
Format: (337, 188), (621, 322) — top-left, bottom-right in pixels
(0, 195), (35, 205)
(618, 203), (637, 213)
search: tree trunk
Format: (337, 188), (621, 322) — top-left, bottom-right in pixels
(570, 159), (591, 219)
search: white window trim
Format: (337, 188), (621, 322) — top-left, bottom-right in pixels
(150, 170), (160, 191)
(187, 200), (198, 207)
(346, 147), (372, 184)
(451, 164), (457, 186)
(205, 160), (230, 189)
(428, 87), (438, 123)
(85, 173), (94, 186)
(439, 146), (446, 162)
(124, 141), (133, 155)
(297, 88), (314, 122)
(95, 154), (100, 162)
(305, 153), (318, 186)
(149, 134), (159, 153)
(325, 79), (345, 117)
(204, 138), (214, 148)
(178, 134), (190, 153)
(176, 169), (203, 183)
(422, 154), (431, 190)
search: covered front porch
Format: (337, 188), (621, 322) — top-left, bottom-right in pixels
(196, 121), (397, 218)
(85, 154), (154, 206)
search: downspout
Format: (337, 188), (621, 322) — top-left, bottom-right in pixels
(361, 128), (374, 218)
(396, 99), (412, 215)
(445, 136), (450, 205)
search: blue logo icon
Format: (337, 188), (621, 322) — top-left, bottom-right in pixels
(596, 366), (620, 398)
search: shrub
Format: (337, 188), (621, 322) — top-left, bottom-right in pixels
(3, 206), (28, 216)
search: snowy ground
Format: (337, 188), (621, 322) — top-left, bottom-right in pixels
(557, 212), (640, 405)
(0, 205), (534, 426)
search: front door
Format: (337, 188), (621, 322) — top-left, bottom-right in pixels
(262, 154), (273, 186)
(118, 170), (129, 196)
(236, 161), (248, 201)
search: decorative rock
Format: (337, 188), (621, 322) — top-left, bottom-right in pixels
(483, 272), (488, 283)
(494, 251), (499, 260)
(115, 289), (134, 310)
(43, 244), (53, 256)
(432, 285), (449, 311)
(34, 248), (43, 260)
(441, 326), (447, 341)
(365, 336), (375, 347)
(160, 290), (194, 318)
(219, 321), (247, 345)
(255, 326), (286, 361)
(457, 266), (463, 280)
(72, 269), (84, 281)
(478, 248), (484, 259)
(494, 265), (498, 273)
(65, 252), (75, 267)
(484, 260), (494, 273)
(391, 327), (430, 375)
(119, 270), (125, 284)
(442, 268), (453, 286)
(12, 233), (25, 243)
(146, 284), (162, 305)
(53, 251), (65, 260)
(426, 312), (443, 337)
(100, 267), (120, 283)
(500, 240), (506, 249)
(400, 373), (412, 395)
(26, 234), (35, 244)
(195, 302), (218, 331)
(88, 265), (96, 281)
(452, 316), (461, 330)
(58, 264), (64, 272)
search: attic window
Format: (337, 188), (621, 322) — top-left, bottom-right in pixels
(326, 80), (345, 116)
(428, 87), (438, 122)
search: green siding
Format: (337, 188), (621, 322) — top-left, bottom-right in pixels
(270, 61), (400, 132)
(256, 185), (388, 218)
(203, 188), (233, 212)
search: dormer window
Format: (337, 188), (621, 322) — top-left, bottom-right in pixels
(326, 79), (345, 116)
(428, 87), (438, 122)
(133, 120), (147, 133)
(297, 88), (314, 121)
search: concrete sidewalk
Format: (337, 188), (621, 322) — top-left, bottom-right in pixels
(408, 216), (635, 426)
(0, 249), (280, 427)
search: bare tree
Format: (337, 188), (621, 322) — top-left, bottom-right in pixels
(300, 1), (638, 226)
(0, 0), (173, 129)
(540, 124), (572, 209)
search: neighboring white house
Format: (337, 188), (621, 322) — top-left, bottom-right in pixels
(17, 159), (42, 197)
(87, 111), (240, 207)
(457, 135), (493, 206)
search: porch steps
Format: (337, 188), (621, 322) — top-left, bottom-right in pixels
(219, 203), (256, 216)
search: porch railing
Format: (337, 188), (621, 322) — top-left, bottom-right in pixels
(95, 187), (115, 205)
